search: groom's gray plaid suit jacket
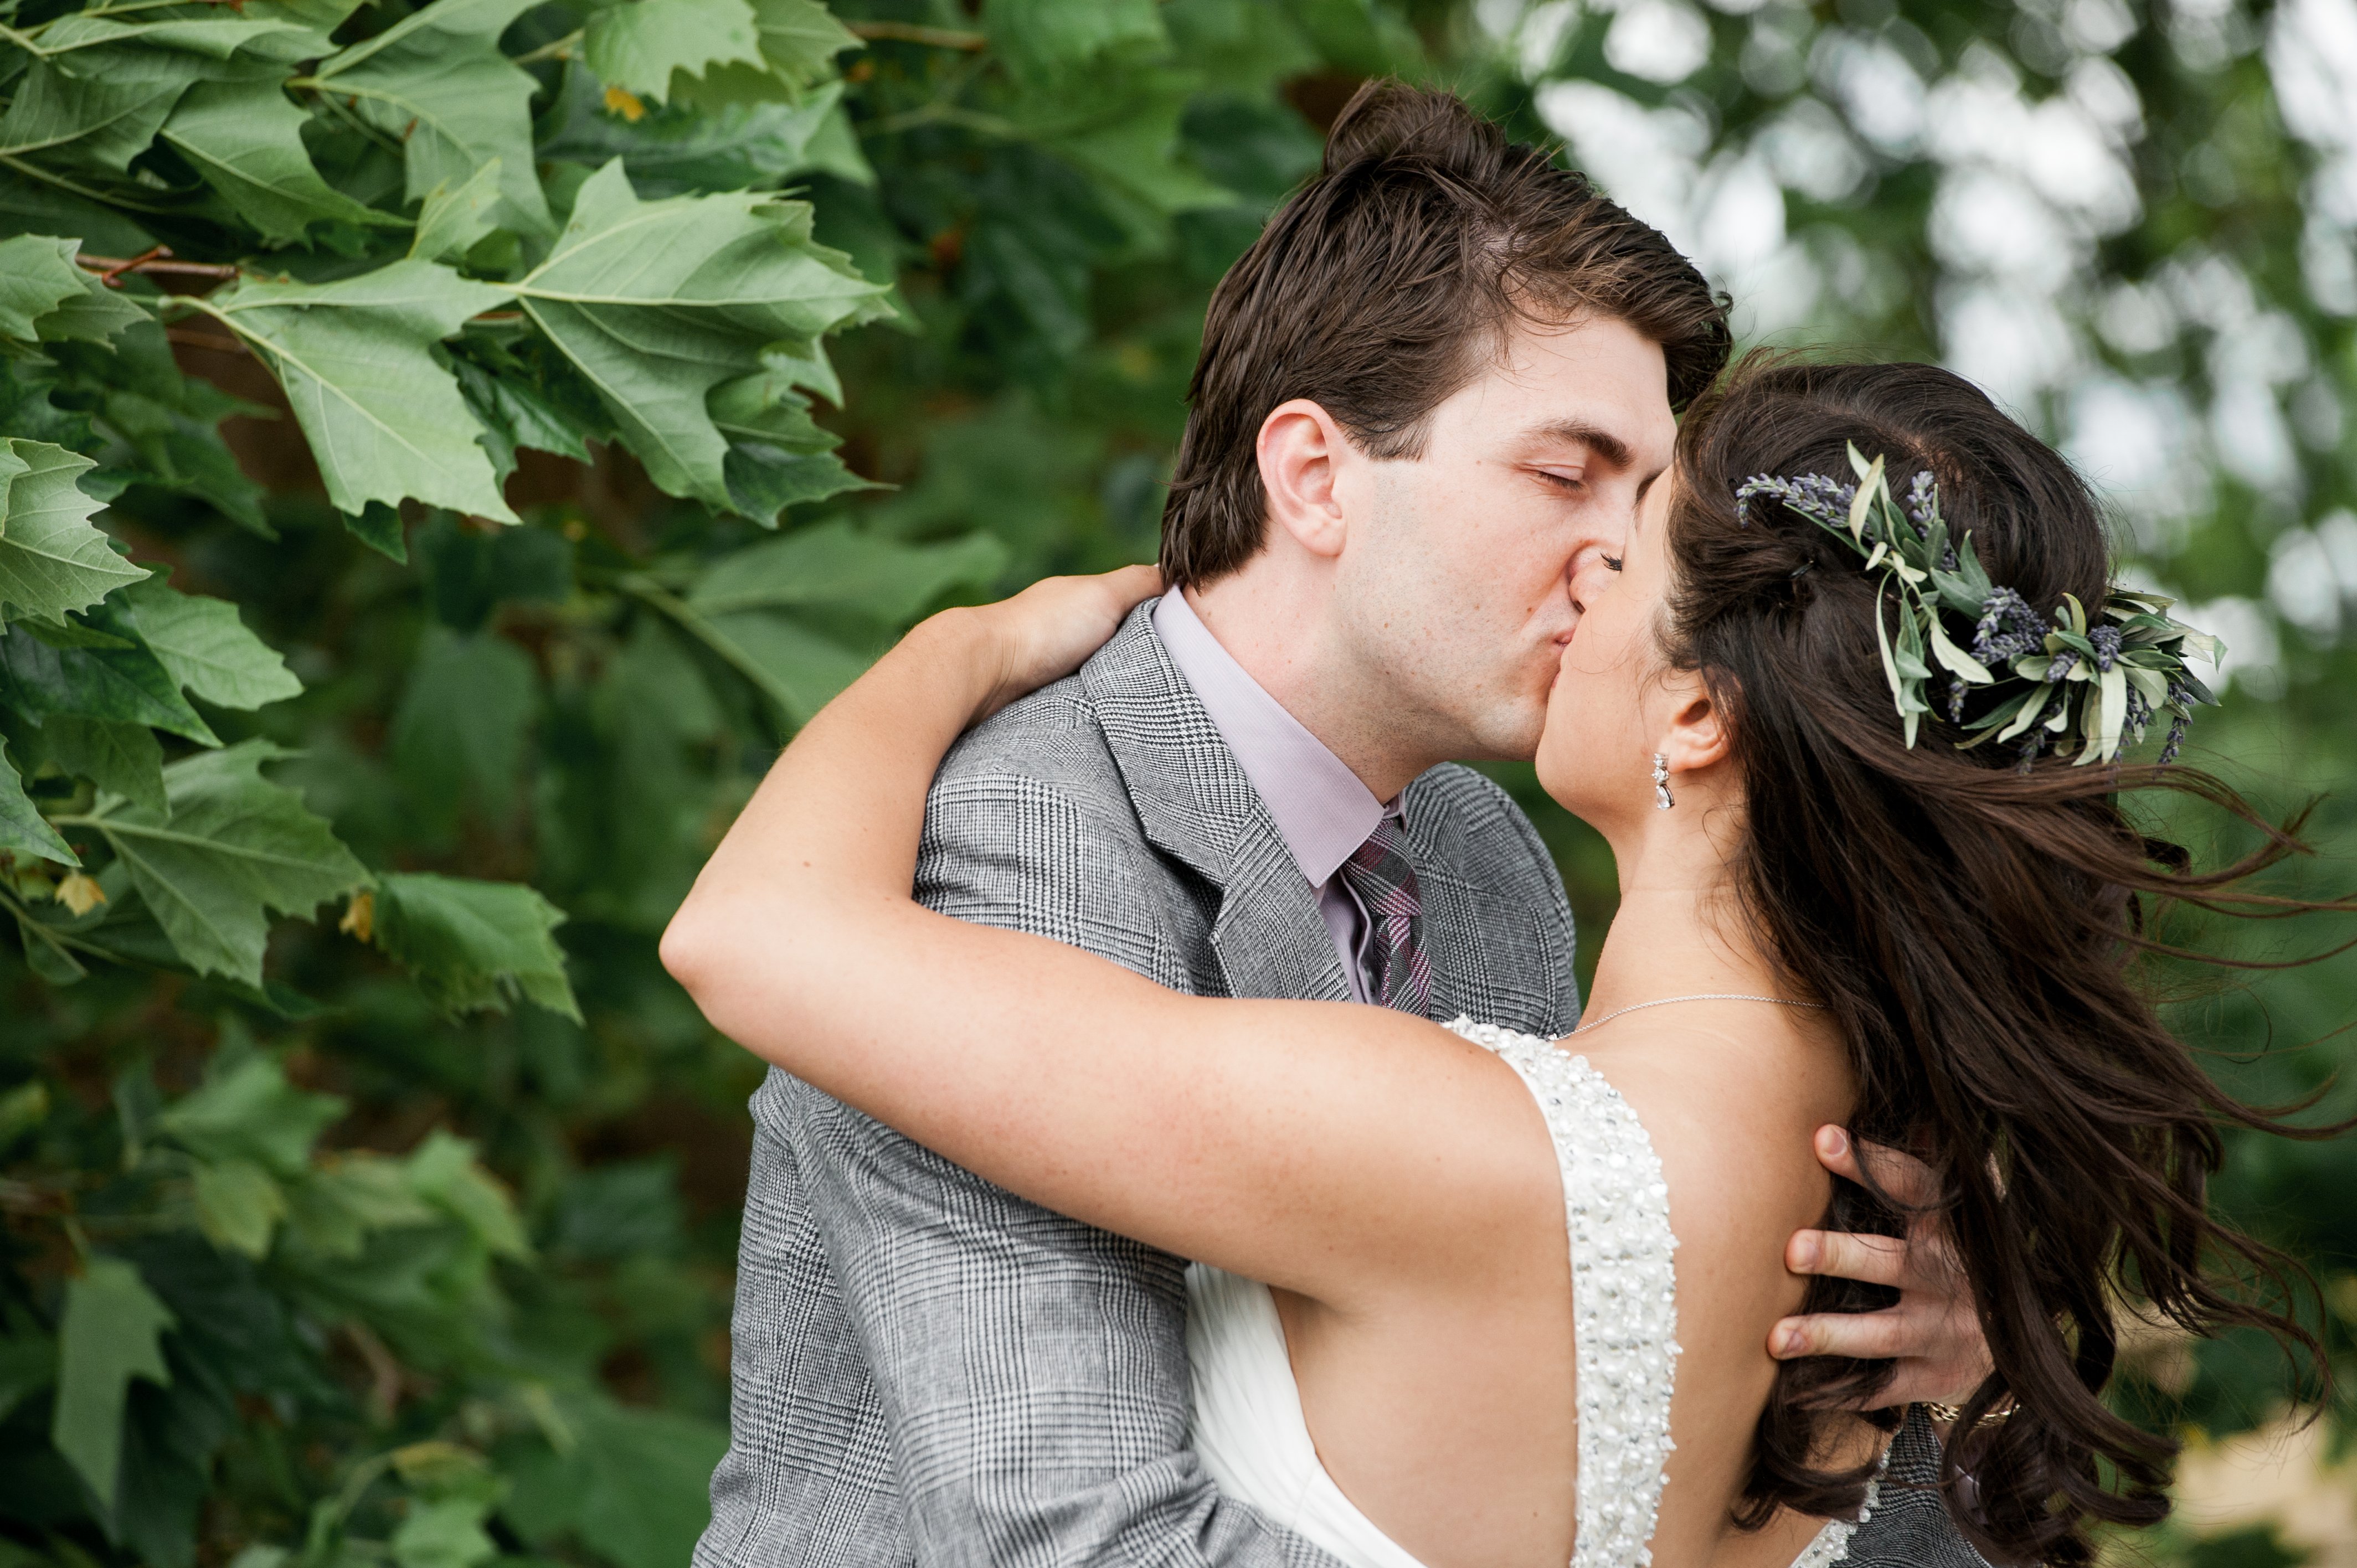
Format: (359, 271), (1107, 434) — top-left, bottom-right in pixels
(698, 602), (1985, 1568)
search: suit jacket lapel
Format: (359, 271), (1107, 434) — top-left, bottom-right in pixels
(1398, 771), (1563, 1036)
(1080, 604), (1351, 1004)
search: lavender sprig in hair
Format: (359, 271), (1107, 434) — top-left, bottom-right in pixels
(1736, 443), (2226, 765)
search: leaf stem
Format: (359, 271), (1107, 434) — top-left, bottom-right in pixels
(847, 22), (986, 50)
(867, 101), (1016, 140)
(0, 882), (115, 966)
(79, 246), (240, 286)
(511, 28), (581, 65)
(617, 574), (780, 705)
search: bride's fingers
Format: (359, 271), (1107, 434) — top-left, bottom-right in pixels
(1785, 1227), (1908, 1288)
(972, 565), (1166, 719)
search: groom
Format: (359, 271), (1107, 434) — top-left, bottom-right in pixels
(699, 85), (1991, 1568)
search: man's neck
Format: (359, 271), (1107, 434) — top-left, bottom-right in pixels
(1185, 576), (1435, 801)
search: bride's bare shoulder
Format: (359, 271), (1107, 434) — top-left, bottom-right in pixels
(1569, 1017), (1850, 1272)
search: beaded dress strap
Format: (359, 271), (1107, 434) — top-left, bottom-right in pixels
(1445, 1018), (1680, 1568)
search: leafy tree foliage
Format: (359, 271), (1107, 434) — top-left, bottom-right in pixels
(0, 0), (2347, 1564)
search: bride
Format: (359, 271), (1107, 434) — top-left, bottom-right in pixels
(662, 359), (2331, 1567)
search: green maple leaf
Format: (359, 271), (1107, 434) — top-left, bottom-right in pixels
(79, 740), (372, 987)
(307, 0), (554, 239)
(192, 1158), (288, 1258)
(512, 161), (888, 514)
(123, 573), (303, 710)
(183, 260), (518, 522)
(687, 519), (1005, 623)
(0, 440), (149, 621)
(389, 626), (537, 826)
(0, 17), (321, 180)
(370, 871), (581, 1021)
(29, 242), (151, 345)
(986, 0), (1166, 89)
(0, 596), (219, 746)
(391, 1497), (500, 1568)
(0, 732), (78, 865)
(0, 234), (98, 341)
(161, 81), (404, 245)
(660, 591), (867, 728)
(584, 0), (766, 106)
(42, 716), (166, 814)
(539, 69), (873, 195)
(51, 1256), (174, 1517)
(1013, 71), (1231, 225)
(707, 368), (879, 520)
(409, 159), (505, 264)
(158, 1053), (347, 1175)
(666, 0), (863, 111)
(404, 1129), (531, 1255)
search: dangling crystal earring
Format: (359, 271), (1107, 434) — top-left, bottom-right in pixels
(1651, 754), (1674, 811)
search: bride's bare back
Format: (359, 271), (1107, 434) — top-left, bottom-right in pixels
(1259, 1000), (1861, 1568)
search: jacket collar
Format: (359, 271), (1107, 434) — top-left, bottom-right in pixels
(1080, 602), (1349, 1003)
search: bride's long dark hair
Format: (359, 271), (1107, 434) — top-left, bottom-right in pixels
(1663, 355), (2349, 1565)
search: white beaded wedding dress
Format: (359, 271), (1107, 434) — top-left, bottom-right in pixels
(1185, 1019), (1883, 1568)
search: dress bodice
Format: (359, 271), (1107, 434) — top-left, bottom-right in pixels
(1183, 1017), (1883, 1568)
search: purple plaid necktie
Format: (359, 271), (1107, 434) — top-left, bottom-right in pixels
(1337, 817), (1432, 1016)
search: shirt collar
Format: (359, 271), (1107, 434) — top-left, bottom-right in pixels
(1152, 591), (1389, 889)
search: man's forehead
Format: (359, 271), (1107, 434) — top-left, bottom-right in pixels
(1462, 318), (1675, 439)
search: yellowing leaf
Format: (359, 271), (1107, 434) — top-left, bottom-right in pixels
(339, 889), (375, 943)
(54, 871), (106, 916)
(604, 84), (647, 121)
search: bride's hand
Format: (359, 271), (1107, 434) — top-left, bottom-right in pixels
(960, 564), (1165, 723)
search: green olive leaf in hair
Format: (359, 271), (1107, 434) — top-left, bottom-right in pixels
(1733, 446), (2225, 769)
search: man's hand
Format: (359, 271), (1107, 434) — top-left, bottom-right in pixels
(1768, 1126), (1994, 1409)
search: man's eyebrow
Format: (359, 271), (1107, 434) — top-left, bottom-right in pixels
(1525, 420), (1634, 471)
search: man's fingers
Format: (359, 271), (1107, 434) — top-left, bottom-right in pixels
(1812, 1125), (1943, 1208)
(1769, 1308), (1908, 1362)
(1785, 1227), (1909, 1287)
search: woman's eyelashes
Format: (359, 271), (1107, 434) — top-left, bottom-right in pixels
(1602, 555), (1624, 572)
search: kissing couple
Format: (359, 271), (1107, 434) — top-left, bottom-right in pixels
(667, 84), (2333, 1568)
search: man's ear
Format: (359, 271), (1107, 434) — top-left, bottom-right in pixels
(1257, 399), (1350, 559)
(1656, 672), (1732, 777)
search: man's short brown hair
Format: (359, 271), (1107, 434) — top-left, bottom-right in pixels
(1160, 81), (1732, 588)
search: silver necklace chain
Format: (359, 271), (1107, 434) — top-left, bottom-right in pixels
(1572, 993), (1828, 1034)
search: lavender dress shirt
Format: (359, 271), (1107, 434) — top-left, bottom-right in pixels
(1151, 591), (1396, 1005)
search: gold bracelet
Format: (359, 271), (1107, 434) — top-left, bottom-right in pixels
(1922, 1400), (2013, 1426)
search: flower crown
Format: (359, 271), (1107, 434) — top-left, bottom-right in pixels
(1734, 445), (2224, 767)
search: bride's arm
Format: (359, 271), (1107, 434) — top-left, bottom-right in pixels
(661, 570), (1555, 1303)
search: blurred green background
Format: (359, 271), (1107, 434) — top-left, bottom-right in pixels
(2, 1), (2351, 1564)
